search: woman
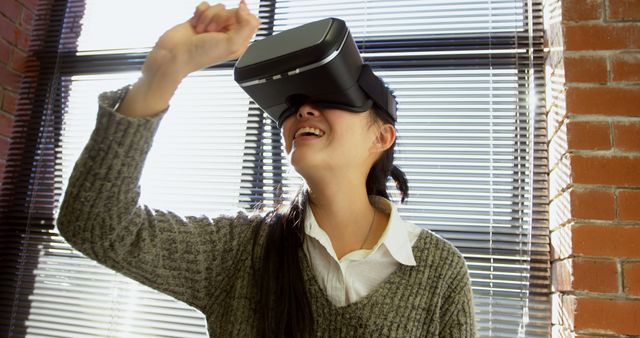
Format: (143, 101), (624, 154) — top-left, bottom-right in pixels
(57, 1), (476, 337)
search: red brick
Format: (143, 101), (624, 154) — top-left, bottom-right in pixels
(10, 48), (26, 73)
(575, 297), (640, 335)
(0, 12), (17, 45)
(0, 64), (20, 91)
(574, 224), (640, 258)
(18, 0), (39, 12)
(609, 0), (640, 20)
(1, 90), (16, 113)
(573, 258), (619, 293)
(0, 40), (10, 65)
(21, 7), (33, 29)
(15, 26), (29, 52)
(618, 189), (640, 221)
(613, 122), (640, 151)
(0, 112), (14, 138)
(564, 55), (608, 83)
(567, 120), (611, 150)
(0, 0), (21, 22)
(612, 53), (640, 82)
(565, 23), (640, 51)
(570, 189), (616, 220)
(624, 262), (640, 296)
(0, 136), (9, 159)
(571, 155), (640, 185)
(0, 160), (5, 183)
(562, 0), (603, 21)
(566, 86), (640, 116)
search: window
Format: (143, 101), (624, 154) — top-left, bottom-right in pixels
(1, 0), (549, 337)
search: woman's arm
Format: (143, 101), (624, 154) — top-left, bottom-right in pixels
(56, 1), (261, 312)
(57, 86), (261, 311)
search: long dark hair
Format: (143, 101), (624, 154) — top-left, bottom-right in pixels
(250, 105), (409, 337)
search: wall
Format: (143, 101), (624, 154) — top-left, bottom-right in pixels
(0, 0), (37, 183)
(546, 0), (640, 336)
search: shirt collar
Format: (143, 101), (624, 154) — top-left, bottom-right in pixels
(304, 196), (418, 266)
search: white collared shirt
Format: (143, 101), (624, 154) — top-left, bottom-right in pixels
(302, 196), (424, 307)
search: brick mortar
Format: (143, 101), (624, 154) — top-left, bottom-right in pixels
(571, 149), (640, 156)
(572, 290), (640, 300)
(566, 82), (640, 88)
(565, 49), (640, 56)
(570, 115), (640, 122)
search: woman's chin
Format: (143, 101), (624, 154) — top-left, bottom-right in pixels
(290, 152), (324, 176)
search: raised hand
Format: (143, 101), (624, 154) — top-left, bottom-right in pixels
(119, 1), (260, 118)
(146, 0), (260, 82)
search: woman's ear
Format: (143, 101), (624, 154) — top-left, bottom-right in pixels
(372, 124), (396, 153)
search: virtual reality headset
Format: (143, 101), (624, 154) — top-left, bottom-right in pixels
(233, 17), (397, 127)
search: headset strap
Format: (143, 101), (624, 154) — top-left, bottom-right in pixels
(357, 64), (397, 121)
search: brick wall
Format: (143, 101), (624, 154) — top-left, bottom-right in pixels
(546, 0), (640, 336)
(0, 0), (37, 183)
(0, 0), (638, 336)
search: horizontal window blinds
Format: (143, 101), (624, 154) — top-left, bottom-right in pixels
(0, 0), (549, 337)
(74, 0), (268, 54)
(274, 0), (526, 35)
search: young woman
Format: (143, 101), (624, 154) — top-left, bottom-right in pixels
(57, 1), (476, 337)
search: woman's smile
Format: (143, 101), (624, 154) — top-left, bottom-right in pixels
(294, 134), (323, 143)
(293, 126), (326, 144)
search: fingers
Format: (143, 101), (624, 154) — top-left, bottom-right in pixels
(194, 3), (226, 33)
(206, 9), (238, 32)
(228, 1), (260, 47)
(191, 2), (237, 33)
(194, 1), (209, 16)
(189, 2), (210, 26)
(189, 1), (260, 59)
(236, 0), (260, 27)
(189, 1), (259, 35)
(190, 2), (259, 30)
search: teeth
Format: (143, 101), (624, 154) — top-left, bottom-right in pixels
(295, 127), (325, 139)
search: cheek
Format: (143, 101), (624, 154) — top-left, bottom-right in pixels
(327, 117), (369, 147)
(331, 127), (372, 159)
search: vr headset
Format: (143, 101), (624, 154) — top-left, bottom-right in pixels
(233, 17), (397, 127)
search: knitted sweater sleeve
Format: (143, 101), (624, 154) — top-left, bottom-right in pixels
(56, 86), (260, 312)
(439, 245), (477, 337)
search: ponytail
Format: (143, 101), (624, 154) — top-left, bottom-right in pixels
(251, 188), (314, 338)
(390, 164), (409, 203)
(366, 104), (409, 204)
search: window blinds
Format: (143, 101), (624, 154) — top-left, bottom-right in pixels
(0, 0), (549, 337)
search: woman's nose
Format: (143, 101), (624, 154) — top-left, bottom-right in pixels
(296, 103), (320, 119)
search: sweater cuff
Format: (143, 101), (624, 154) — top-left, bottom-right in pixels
(90, 85), (169, 159)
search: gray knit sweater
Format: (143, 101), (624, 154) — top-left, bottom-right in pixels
(56, 86), (476, 337)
